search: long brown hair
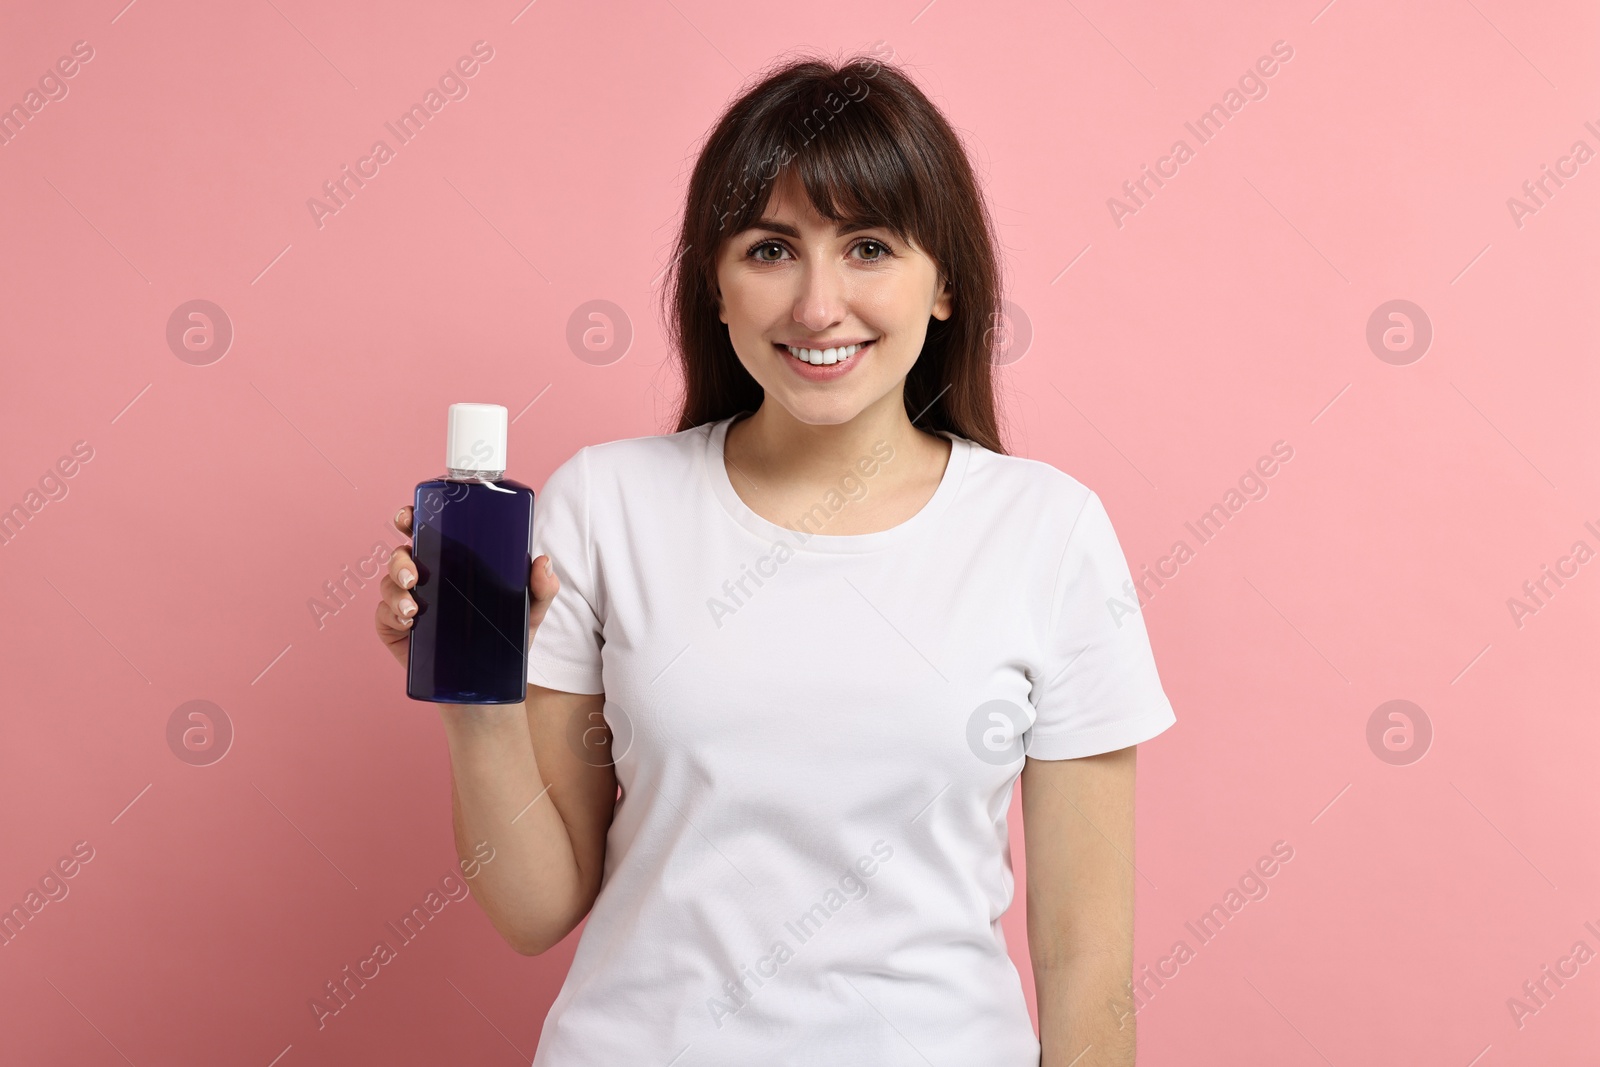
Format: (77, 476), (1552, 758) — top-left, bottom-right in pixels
(661, 49), (1008, 455)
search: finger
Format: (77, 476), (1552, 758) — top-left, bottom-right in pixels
(529, 555), (559, 626)
(388, 545), (417, 590)
(530, 555), (558, 601)
(392, 505), (414, 537)
(380, 574), (418, 628)
(374, 597), (409, 643)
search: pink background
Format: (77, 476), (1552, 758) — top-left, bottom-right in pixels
(2, 0), (1596, 1063)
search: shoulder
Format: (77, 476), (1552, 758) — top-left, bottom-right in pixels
(583, 422), (709, 468)
(540, 422), (711, 498)
(958, 436), (1100, 529)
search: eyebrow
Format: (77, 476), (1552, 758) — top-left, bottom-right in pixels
(748, 218), (884, 238)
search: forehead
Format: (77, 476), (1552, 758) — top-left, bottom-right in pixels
(744, 175), (891, 238)
(758, 173), (829, 224)
(718, 169), (926, 259)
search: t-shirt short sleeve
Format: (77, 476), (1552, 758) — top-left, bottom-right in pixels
(526, 446), (605, 695)
(1025, 490), (1176, 760)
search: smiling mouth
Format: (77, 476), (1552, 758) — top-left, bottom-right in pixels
(775, 340), (874, 366)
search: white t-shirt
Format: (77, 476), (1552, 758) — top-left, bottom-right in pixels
(525, 414), (1176, 1066)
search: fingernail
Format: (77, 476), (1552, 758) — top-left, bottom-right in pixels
(401, 600), (415, 616)
(395, 508), (406, 525)
(544, 559), (554, 577)
(400, 570), (414, 587)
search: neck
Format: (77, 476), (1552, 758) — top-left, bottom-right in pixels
(727, 392), (944, 489)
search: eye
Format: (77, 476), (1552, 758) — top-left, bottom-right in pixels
(742, 236), (898, 263)
(853, 239), (894, 261)
(746, 239), (789, 263)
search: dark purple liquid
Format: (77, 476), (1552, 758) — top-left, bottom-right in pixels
(406, 476), (534, 704)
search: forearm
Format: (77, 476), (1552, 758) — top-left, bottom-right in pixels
(438, 702), (584, 954)
(1036, 951), (1136, 1067)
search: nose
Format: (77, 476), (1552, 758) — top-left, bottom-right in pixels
(792, 257), (847, 334)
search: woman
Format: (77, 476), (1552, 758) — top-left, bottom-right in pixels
(376, 51), (1175, 1066)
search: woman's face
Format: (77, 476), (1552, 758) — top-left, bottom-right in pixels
(714, 174), (952, 427)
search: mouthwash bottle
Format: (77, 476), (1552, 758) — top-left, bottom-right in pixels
(406, 403), (534, 704)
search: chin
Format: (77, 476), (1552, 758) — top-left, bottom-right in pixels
(775, 398), (862, 426)
(773, 385), (894, 428)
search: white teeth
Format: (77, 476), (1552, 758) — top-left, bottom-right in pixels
(783, 342), (866, 365)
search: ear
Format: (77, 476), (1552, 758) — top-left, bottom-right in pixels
(931, 275), (953, 322)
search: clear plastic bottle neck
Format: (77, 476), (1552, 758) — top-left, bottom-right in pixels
(447, 467), (503, 481)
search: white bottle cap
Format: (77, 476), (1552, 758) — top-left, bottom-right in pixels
(446, 403), (508, 472)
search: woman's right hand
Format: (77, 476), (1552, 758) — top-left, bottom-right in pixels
(375, 504), (561, 672)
